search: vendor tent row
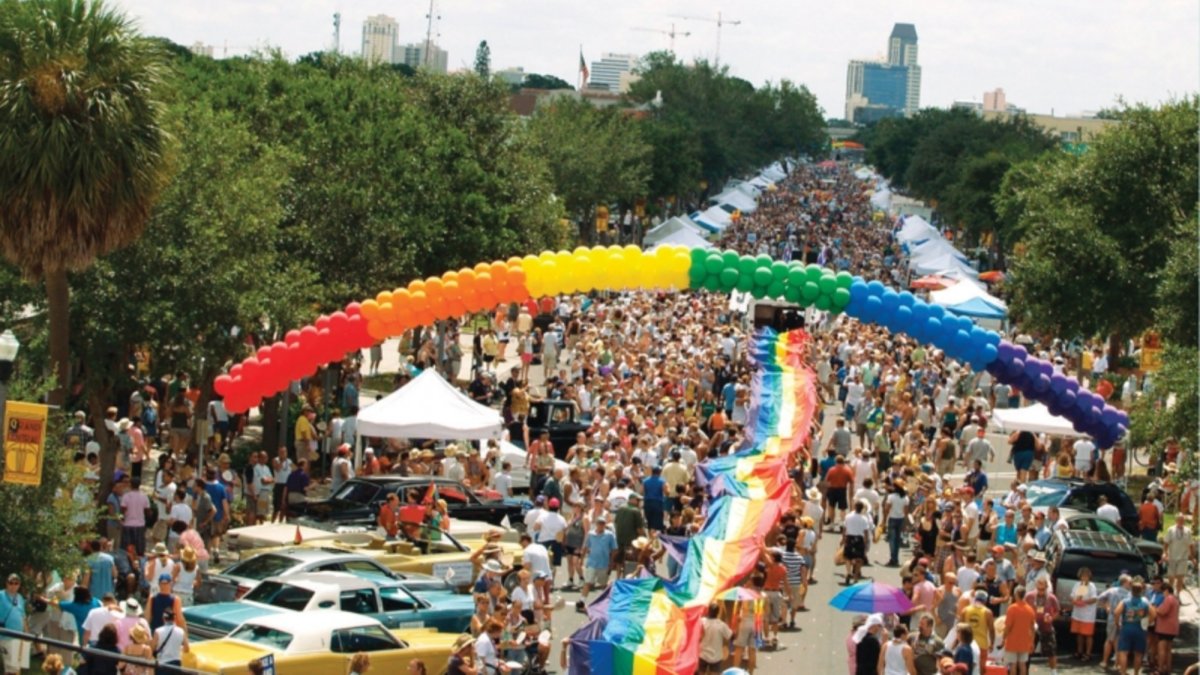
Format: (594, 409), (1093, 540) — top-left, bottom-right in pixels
(644, 161), (789, 247)
(895, 214), (1007, 321)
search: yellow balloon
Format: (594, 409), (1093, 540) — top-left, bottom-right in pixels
(538, 259), (559, 296)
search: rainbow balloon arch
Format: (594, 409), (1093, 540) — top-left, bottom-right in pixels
(216, 244), (1127, 450)
(216, 243), (1129, 674)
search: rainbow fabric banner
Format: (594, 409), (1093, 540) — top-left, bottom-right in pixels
(567, 327), (819, 675)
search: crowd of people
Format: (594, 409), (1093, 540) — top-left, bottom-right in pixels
(4, 161), (1196, 675)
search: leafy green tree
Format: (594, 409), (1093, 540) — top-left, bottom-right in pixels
(1154, 218), (1199, 347)
(1128, 345), (1197, 476)
(474, 40), (490, 78)
(522, 73), (572, 90)
(527, 97), (650, 239)
(1001, 98), (1198, 345)
(0, 0), (172, 404)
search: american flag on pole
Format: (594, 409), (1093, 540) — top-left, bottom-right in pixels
(579, 49), (589, 84)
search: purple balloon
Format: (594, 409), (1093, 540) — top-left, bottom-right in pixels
(1006, 358), (1025, 379)
(1049, 373), (1069, 393)
(1116, 411), (1130, 427)
(1024, 358), (1042, 379)
(1060, 389), (1077, 409)
(1065, 379), (1081, 394)
(1033, 373), (1052, 393)
(1037, 360), (1053, 377)
(997, 342), (1015, 363)
(1101, 406), (1120, 426)
(1013, 345), (1029, 362)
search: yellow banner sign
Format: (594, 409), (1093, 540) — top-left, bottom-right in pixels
(1140, 348), (1162, 372)
(4, 401), (48, 486)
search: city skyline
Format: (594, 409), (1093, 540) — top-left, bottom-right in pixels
(114, 0), (1197, 118)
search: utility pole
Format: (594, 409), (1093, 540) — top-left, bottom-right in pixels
(631, 23), (691, 53)
(332, 12), (341, 54)
(670, 11), (742, 67)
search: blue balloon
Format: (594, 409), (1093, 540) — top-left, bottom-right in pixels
(849, 280), (869, 301)
(969, 326), (989, 347)
(980, 343), (999, 366)
(866, 280), (886, 297)
(983, 331), (1002, 347)
(927, 304), (947, 321)
(881, 290), (900, 313)
(910, 301), (931, 324)
(896, 305), (913, 329)
(897, 291), (916, 308)
(926, 316), (942, 338)
(864, 296), (883, 322)
(953, 329), (972, 353)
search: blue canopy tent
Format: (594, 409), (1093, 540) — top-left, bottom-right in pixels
(942, 296), (1007, 320)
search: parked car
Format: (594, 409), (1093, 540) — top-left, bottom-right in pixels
(1047, 507), (1164, 576)
(182, 611), (459, 675)
(237, 531), (526, 593)
(1044, 529), (1152, 624)
(294, 476), (528, 532)
(195, 547), (454, 604)
(1023, 478), (1139, 533)
(526, 399), (588, 458)
(185, 572), (475, 640)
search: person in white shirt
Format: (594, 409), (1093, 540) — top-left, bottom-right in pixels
(271, 446), (293, 523)
(442, 445), (466, 483)
(1095, 495), (1121, 524)
(82, 594), (123, 646)
(524, 498), (545, 530)
(851, 450), (877, 493)
(153, 473), (177, 544)
(1073, 438), (1096, 478)
(151, 608), (188, 670)
(493, 461), (514, 499)
(520, 533), (552, 580)
(251, 450), (274, 521)
(842, 501), (873, 583)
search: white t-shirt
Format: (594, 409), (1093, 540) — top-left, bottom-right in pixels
(252, 464), (272, 497)
(523, 507), (544, 530)
(854, 488), (882, 519)
(168, 502), (192, 527)
(699, 617), (733, 663)
(535, 512), (567, 544)
(493, 472), (513, 499)
(852, 459), (875, 491)
(1097, 503), (1121, 523)
(522, 543), (552, 578)
(82, 606), (121, 641)
(474, 632), (499, 668)
(1071, 581), (1099, 622)
(845, 382), (866, 407)
(844, 512), (872, 537)
(885, 492), (908, 521)
(1073, 440), (1096, 467)
(957, 565), (980, 593)
(510, 584), (536, 610)
(607, 487), (632, 512)
(156, 481), (177, 519)
(153, 624), (186, 663)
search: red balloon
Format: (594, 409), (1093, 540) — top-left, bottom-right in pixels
(315, 315), (332, 331)
(229, 363), (244, 378)
(268, 342), (290, 370)
(345, 302), (362, 317)
(241, 357), (262, 384)
(256, 346), (272, 361)
(213, 374), (233, 397)
(284, 330), (302, 346)
(346, 315), (371, 349)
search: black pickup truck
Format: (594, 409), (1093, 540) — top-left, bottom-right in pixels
(526, 400), (589, 459)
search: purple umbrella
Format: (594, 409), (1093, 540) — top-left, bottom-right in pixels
(829, 581), (913, 614)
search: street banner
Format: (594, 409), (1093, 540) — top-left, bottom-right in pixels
(3, 400), (48, 486)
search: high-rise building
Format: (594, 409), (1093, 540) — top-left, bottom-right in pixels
(845, 23), (921, 122)
(399, 42), (449, 73)
(189, 42), (214, 58)
(588, 53), (639, 93)
(362, 14), (399, 64)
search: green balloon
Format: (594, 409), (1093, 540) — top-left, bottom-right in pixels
(802, 281), (821, 302)
(687, 267), (707, 290)
(690, 247), (709, 268)
(736, 274), (755, 293)
(815, 294), (832, 311)
(836, 271), (854, 289)
(738, 255), (757, 277)
(833, 287), (852, 308)
(787, 267), (807, 289)
(756, 254), (772, 268)
(719, 268), (740, 289)
(753, 267), (773, 287)
(805, 264), (823, 283)
(767, 281), (786, 299)
(819, 274), (838, 295)
(771, 261), (790, 282)
(702, 275), (722, 292)
(751, 285), (769, 300)
(704, 254), (724, 275)
(784, 285), (802, 304)
(722, 250), (740, 269)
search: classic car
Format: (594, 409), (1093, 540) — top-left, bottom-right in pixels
(182, 611), (460, 675)
(238, 531), (526, 592)
(184, 572), (474, 640)
(195, 547), (454, 604)
(293, 476), (528, 532)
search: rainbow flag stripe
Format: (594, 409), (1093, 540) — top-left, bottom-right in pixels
(567, 328), (819, 675)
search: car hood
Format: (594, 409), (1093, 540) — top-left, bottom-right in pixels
(415, 590), (477, 612)
(184, 602), (279, 632)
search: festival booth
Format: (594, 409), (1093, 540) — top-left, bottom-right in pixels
(895, 215), (940, 245)
(711, 188), (757, 214)
(355, 369), (502, 466)
(647, 226), (712, 250)
(930, 280), (1007, 320)
(760, 162), (787, 182)
(643, 217), (710, 248)
(690, 205), (733, 231)
(909, 251), (978, 279)
(991, 403), (1086, 438)
(869, 187), (892, 212)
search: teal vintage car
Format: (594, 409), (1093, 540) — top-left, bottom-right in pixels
(184, 572), (474, 640)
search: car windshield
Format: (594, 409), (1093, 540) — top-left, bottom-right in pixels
(228, 624), (294, 651)
(224, 554), (299, 581)
(332, 481), (381, 505)
(243, 580), (314, 611)
(1025, 483), (1066, 507)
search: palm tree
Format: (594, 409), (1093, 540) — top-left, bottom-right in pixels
(0, 0), (171, 404)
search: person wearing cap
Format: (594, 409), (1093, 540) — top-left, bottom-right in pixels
(143, 543), (176, 587)
(150, 604), (188, 671)
(959, 590), (995, 654)
(145, 574), (185, 635)
(114, 596), (148, 652)
(1, 573), (30, 674)
(1022, 549), (1048, 591)
(330, 443), (355, 493)
(533, 497), (567, 585)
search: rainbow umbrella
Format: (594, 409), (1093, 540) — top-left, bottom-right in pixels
(828, 581), (913, 614)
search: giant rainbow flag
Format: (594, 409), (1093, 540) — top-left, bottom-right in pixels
(567, 327), (819, 675)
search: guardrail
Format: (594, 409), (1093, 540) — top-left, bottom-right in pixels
(0, 626), (206, 674)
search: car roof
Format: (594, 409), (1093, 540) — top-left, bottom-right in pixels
(257, 547), (376, 562)
(1053, 529), (1141, 556)
(264, 571), (376, 591)
(238, 610), (384, 633)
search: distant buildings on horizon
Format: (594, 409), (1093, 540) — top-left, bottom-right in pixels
(361, 13), (448, 73)
(845, 23), (922, 123)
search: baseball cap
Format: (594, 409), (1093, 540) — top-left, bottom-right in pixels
(536, 495), (546, 504)
(158, 573), (172, 583)
(991, 545), (1004, 555)
(548, 498), (560, 509)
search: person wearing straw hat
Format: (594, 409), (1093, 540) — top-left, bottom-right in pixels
(122, 622), (153, 675)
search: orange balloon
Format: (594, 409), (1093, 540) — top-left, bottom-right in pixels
(376, 290), (393, 306)
(508, 267), (528, 295)
(475, 262), (492, 276)
(367, 321), (389, 340)
(360, 299), (380, 320)
(443, 270), (459, 284)
(392, 288), (412, 308)
(379, 302), (395, 321)
(458, 269), (477, 286)
(506, 257), (523, 267)
(408, 279), (426, 295)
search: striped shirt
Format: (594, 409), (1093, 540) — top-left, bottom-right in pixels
(780, 549), (806, 586)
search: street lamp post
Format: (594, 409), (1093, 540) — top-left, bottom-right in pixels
(0, 329), (21, 480)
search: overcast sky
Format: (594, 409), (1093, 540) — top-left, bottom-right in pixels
(113, 0), (1197, 118)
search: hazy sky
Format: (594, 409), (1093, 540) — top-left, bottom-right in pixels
(113, 0), (1197, 118)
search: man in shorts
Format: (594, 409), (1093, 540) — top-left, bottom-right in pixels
(825, 455), (855, 531)
(698, 603), (732, 673)
(842, 501), (871, 584)
(1003, 587), (1036, 675)
(576, 516), (616, 611)
(1163, 516), (1194, 595)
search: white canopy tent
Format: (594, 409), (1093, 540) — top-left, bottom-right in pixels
(648, 226), (712, 250)
(907, 237), (970, 263)
(355, 369), (502, 466)
(695, 205), (733, 229)
(869, 189), (892, 211)
(930, 278), (1007, 310)
(990, 404), (1086, 438)
(712, 189), (757, 214)
(760, 163), (787, 182)
(909, 253), (978, 278)
(644, 216), (707, 244)
(896, 216), (940, 244)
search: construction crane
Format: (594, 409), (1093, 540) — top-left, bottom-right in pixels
(670, 11), (741, 67)
(631, 23), (691, 53)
